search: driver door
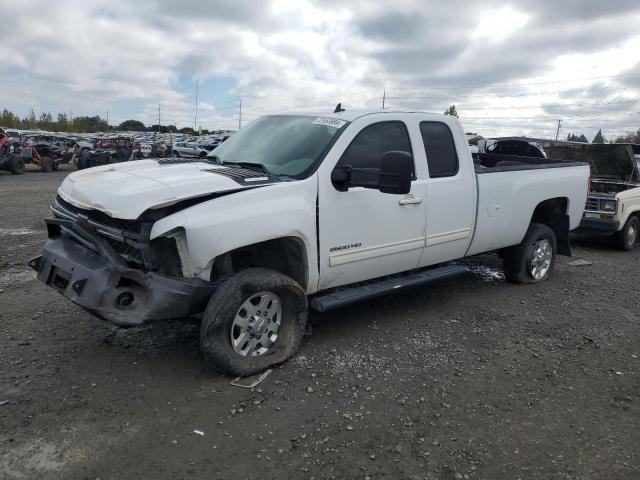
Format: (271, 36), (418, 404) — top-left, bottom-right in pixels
(318, 119), (427, 290)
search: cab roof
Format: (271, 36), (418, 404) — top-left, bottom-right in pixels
(275, 109), (441, 122)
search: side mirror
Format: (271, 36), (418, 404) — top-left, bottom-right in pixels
(330, 165), (352, 192)
(378, 151), (413, 195)
(330, 151), (413, 194)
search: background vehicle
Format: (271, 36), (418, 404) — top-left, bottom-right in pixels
(172, 141), (208, 158)
(20, 135), (77, 172)
(198, 139), (221, 151)
(77, 136), (134, 169)
(545, 143), (640, 251)
(0, 128), (24, 174)
(30, 110), (590, 376)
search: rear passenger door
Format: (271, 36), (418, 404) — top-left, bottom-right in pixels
(418, 120), (476, 266)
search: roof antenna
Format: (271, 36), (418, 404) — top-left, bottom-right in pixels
(333, 103), (345, 113)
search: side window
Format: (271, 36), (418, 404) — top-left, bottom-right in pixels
(420, 122), (459, 178)
(336, 121), (413, 174)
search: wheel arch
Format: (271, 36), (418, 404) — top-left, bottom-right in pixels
(618, 205), (640, 229)
(530, 197), (571, 256)
(210, 236), (309, 290)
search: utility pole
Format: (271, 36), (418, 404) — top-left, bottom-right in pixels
(106, 108), (109, 131)
(194, 79), (199, 133)
(555, 119), (562, 141)
(238, 99), (242, 131)
(382, 90), (386, 109)
(158, 104), (161, 134)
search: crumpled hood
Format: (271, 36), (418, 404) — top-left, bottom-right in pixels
(58, 159), (264, 219)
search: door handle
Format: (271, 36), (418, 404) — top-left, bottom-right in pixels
(399, 195), (424, 205)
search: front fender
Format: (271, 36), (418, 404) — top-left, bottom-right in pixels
(150, 178), (319, 292)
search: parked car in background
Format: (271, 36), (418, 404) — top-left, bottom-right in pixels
(30, 109), (590, 375)
(77, 136), (134, 169)
(20, 135), (77, 172)
(198, 139), (221, 151)
(545, 143), (640, 251)
(0, 127), (24, 174)
(173, 141), (208, 158)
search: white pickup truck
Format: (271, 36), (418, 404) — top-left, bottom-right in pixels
(30, 109), (590, 375)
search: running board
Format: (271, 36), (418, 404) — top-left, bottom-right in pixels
(310, 264), (467, 312)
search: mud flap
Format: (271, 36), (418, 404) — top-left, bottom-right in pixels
(549, 213), (572, 257)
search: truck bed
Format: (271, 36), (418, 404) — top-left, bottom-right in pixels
(466, 154), (590, 256)
(474, 153), (586, 173)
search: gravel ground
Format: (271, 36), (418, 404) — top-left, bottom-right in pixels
(1, 167), (639, 480)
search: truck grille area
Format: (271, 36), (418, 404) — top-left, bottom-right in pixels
(51, 195), (146, 267)
(585, 198), (599, 211)
(53, 196), (142, 233)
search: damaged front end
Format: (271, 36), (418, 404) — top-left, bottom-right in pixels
(29, 196), (216, 327)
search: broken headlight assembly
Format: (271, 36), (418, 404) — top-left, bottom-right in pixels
(151, 227), (197, 278)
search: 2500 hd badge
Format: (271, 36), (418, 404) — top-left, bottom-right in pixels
(329, 242), (362, 253)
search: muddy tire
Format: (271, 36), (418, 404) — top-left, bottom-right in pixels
(8, 156), (25, 174)
(503, 223), (557, 284)
(41, 157), (53, 172)
(613, 216), (639, 251)
(200, 268), (308, 376)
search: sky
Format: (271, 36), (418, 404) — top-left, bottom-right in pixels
(1, 0), (639, 139)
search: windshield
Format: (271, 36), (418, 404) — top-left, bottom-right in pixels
(207, 115), (347, 177)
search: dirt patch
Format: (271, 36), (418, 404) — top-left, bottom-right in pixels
(0, 171), (638, 480)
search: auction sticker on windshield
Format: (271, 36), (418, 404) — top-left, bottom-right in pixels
(312, 117), (347, 129)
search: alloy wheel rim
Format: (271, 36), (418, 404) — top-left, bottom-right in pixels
(230, 291), (282, 357)
(529, 239), (552, 280)
(627, 224), (637, 247)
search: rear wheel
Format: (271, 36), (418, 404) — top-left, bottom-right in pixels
(8, 156), (25, 174)
(199, 151), (207, 159)
(41, 156), (53, 172)
(77, 156), (88, 170)
(503, 223), (557, 284)
(173, 150), (180, 157)
(613, 216), (639, 251)
(200, 268), (308, 376)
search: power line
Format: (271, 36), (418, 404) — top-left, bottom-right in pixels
(386, 71), (640, 91)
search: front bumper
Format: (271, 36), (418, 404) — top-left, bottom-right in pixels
(572, 216), (620, 237)
(29, 219), (216, 327)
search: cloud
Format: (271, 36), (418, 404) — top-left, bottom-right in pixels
(0, 0), (638, 138)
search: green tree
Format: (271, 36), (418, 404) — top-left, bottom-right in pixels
(444, 105), (458, 117)
(566, 133), (589, 143)
(118, 119), (146, 131)
(592, 129), (606, 144)
(24, 108), (37, 129)
(0, 109), (20, 128)
(56, 113), (69, 131)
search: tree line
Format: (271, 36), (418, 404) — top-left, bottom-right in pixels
(0, 108), (211, 135)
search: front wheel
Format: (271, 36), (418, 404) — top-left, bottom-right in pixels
(613, 216), (639, 251)
(503, 223), (557, 284)
(200, 268), (308, 376)
(8, 156), (25, 174)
